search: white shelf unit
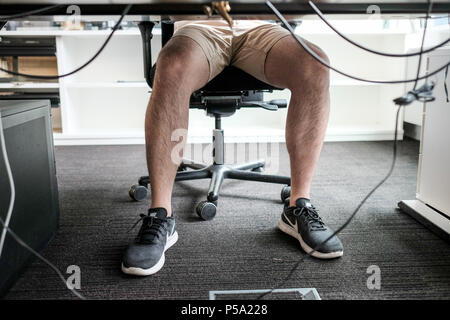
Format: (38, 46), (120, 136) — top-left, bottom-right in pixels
(1, 22), (428, 145)
(0, 82), (59, 88)
(52, 29), (157, 144)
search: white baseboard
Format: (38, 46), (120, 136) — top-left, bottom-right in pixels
(53, 133), (145, 146)
(53, 128), (404, 146)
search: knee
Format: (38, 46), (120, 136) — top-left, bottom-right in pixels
(153, 38), (208, 93)
(287, 44), (330, 92)
(155, 43), (189, 83)
(309, 47), (330, 89)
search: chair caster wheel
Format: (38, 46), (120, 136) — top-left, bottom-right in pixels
(138, 177), (149, 187)
(196, 201), (217, 221)
(129, 184), (148, 201)
(281, 185), (291, 202)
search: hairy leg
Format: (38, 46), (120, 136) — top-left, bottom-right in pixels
(145, 36), (210, 216)
(264, 36), (330, 205)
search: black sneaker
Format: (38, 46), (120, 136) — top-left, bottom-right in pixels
(121, 207), (178, 276)
(278, 198), (343, 259)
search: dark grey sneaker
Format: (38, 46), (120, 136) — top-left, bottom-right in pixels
(278, 198), (343, 259)
(122, 207), (178, 276)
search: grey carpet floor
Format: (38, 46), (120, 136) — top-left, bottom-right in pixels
(4, 139), (450, 300)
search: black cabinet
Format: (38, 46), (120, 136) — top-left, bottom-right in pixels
(0, 100), (59, 296)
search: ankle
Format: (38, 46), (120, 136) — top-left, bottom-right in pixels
(149, 205), (171, 217)
(289, 194), (310, 207)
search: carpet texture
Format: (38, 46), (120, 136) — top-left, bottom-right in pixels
(4, 139), (450, 300)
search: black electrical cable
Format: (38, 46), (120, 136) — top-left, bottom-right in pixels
(414, 0), (433, 90)
(258, 104), (403, 300)
(444, 65), (449, 102)
(309, 0), (449, 58)
(0, 4), (66, 20)
(266, 0), (450, 85)
(2, 2), (449, 83)
(0, 4), (132, 80)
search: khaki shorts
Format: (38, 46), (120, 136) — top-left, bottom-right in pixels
(172, 20), (291, 82)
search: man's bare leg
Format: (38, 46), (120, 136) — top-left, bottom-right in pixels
(264, 36), (330, 205)
(264, 36), (343, 259)
(145, 37), (210, 216)
(122, 38), (209, 276)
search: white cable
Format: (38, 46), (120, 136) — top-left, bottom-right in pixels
(0, 114), (15, 258)
(0, 111), (86, 299)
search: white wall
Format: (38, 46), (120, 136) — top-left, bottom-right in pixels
(4, 18), (444, 145)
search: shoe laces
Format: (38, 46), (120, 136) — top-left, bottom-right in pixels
(129, 213), (166, 244)
(293, 205), (326, 230)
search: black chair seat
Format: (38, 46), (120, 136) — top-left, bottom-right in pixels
(201, 66), (281, 92)
(149, 65), (281, 93)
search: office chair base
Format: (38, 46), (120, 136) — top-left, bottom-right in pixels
(129, 158), (291, 220)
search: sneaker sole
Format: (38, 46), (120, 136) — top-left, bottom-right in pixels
(278, 219), (343, 259)
(121, 231), (179, 276)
